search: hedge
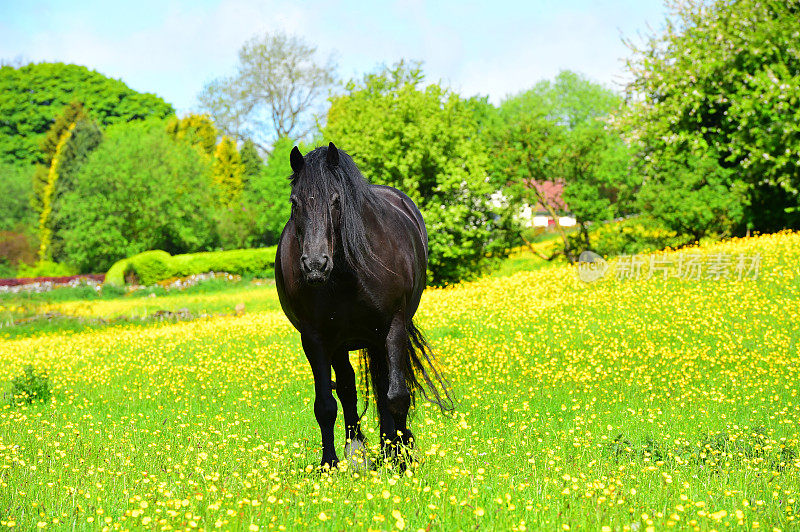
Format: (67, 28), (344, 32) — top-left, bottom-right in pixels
(104, 247), (278, 286)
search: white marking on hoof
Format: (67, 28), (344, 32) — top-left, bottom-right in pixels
(344, 439), (373, 472)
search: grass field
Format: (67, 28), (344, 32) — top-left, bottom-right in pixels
(1, 232), (799, 531)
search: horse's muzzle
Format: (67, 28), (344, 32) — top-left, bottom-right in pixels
(301, 254), (332, 286)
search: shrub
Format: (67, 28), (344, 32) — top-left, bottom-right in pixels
(9, 366), (52, 405)
(0, 230), (36, 273)
(16, 260), (77, 278)
(122, 250), (174, 286)
(169, 248), (277, 279)
(571, 217), (697, 258)
(105, 247), (277, 286)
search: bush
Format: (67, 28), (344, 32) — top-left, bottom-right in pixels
(571, 217), (697, 258)
(105, 247), (277, 286)
(170, 248), (277, 279)
(0, 230), (36, 274)
(9, 366), (52, 405)
(122, 250), (174, 286)
(16, 260), (77, 278)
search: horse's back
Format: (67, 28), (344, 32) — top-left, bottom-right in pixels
(370, 184), (427, 255)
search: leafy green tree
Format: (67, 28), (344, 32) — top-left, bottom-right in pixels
(0, 62), (173, 166)
(198, 32), (336, 152)
(210, 137), (256, 249)
(618, 0), (800, 234)
(48, 119), (104, 261)
(165, 114), (218, 157)
(245, 136), (297, 246)
(57, 121), (215, 272)
(32, 101), (88, 217)
(212, 137), (245, 207)
(239, 139), (264, 186)
(32, 102), (104, 261)
(324, 61), (509, 284)
(491, 71), (634, 258)
(0, 162), (35, 232)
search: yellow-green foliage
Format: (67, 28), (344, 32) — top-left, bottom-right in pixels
(165, 114), (218, 157)
(0, 232), (799, 530)
(212, 136), (245, 206)
(105, 247), (277, 286)
(37, 122), (76, 261)
(123, 250), (174, 286)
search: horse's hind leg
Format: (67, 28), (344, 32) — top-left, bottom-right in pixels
(332, 350), (368, 467)
(301, 333), (339, 469)
(367, 346), (398, 451)
(385, 314), (414, 448)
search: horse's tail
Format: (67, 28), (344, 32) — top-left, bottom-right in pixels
(404, 320), (454, 413)
(357, 321), (454, 419)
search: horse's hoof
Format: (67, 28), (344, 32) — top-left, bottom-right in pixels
(400, 429), (415, 448)
(319, 457), (339, 472)
(344, 438), (374, 472)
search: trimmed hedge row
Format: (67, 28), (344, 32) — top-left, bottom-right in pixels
(105, 247), (278, 286)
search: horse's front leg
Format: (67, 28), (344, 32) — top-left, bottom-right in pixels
(332, 350), (369, 469)
(301, 332), (339, 469)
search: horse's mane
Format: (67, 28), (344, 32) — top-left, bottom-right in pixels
(290, 145), (383, 277)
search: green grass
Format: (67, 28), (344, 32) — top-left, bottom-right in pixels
(0, 232), (799, 530)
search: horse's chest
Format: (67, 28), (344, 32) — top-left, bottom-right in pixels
(298, 290), (387, 340)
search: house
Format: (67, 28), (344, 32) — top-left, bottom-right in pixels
(491, 180), (577, 228)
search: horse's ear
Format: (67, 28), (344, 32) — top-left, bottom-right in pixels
(326, 142), (339, 167)
(290, 146), (304, 174)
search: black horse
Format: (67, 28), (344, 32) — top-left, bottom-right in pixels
(275, 142), (452, 469)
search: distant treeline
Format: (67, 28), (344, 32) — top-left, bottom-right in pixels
(0, 0), (797, 283)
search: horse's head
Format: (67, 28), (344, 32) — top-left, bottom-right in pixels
(288, 143), (342, 286)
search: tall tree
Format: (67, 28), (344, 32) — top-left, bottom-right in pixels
(245, 136), (298, 246)
(618, 0), (800, 234)
(211, 137), (245, 207)
(238, 139), (264, 187)
(57, 122), (215, 272)
(197, 32), (336, 152)
(165, 114), (218, 157)
(490, 71), (634, 259)
(0, 63), (173, 167)
(0, 163), (34, 232)
(324, 61), (510, 284)
(33, 102), (104, 261)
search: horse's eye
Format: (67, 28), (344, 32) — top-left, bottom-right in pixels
(290, 196), (300, 209)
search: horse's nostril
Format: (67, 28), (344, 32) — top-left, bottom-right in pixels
(321, 255), (329, 268)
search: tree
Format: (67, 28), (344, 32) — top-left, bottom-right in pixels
(0, 163), (34, 232)
(198, 32), (336, 152)
(32, 101), (88, 216)
(324, 62), (510, 285)
(490, 71), (634, 258)
(57, 121), (216, 272)
(211, 136), (245, 207)
(618, 0), (800, 234)
(245, 136), (297, 246)
(48, 119), (104, 261)
(32, 102), (104, 261)
(0, 62), (173, 167)
(239, 139), (264, 186)
(165, 114), (218, 157)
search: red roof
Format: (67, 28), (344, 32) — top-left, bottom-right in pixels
(526, 179), (567, 212)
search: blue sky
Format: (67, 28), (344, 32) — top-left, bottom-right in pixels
(0, 0), (668, 114)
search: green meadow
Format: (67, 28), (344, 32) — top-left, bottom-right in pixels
(1, 232), (799, 531)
